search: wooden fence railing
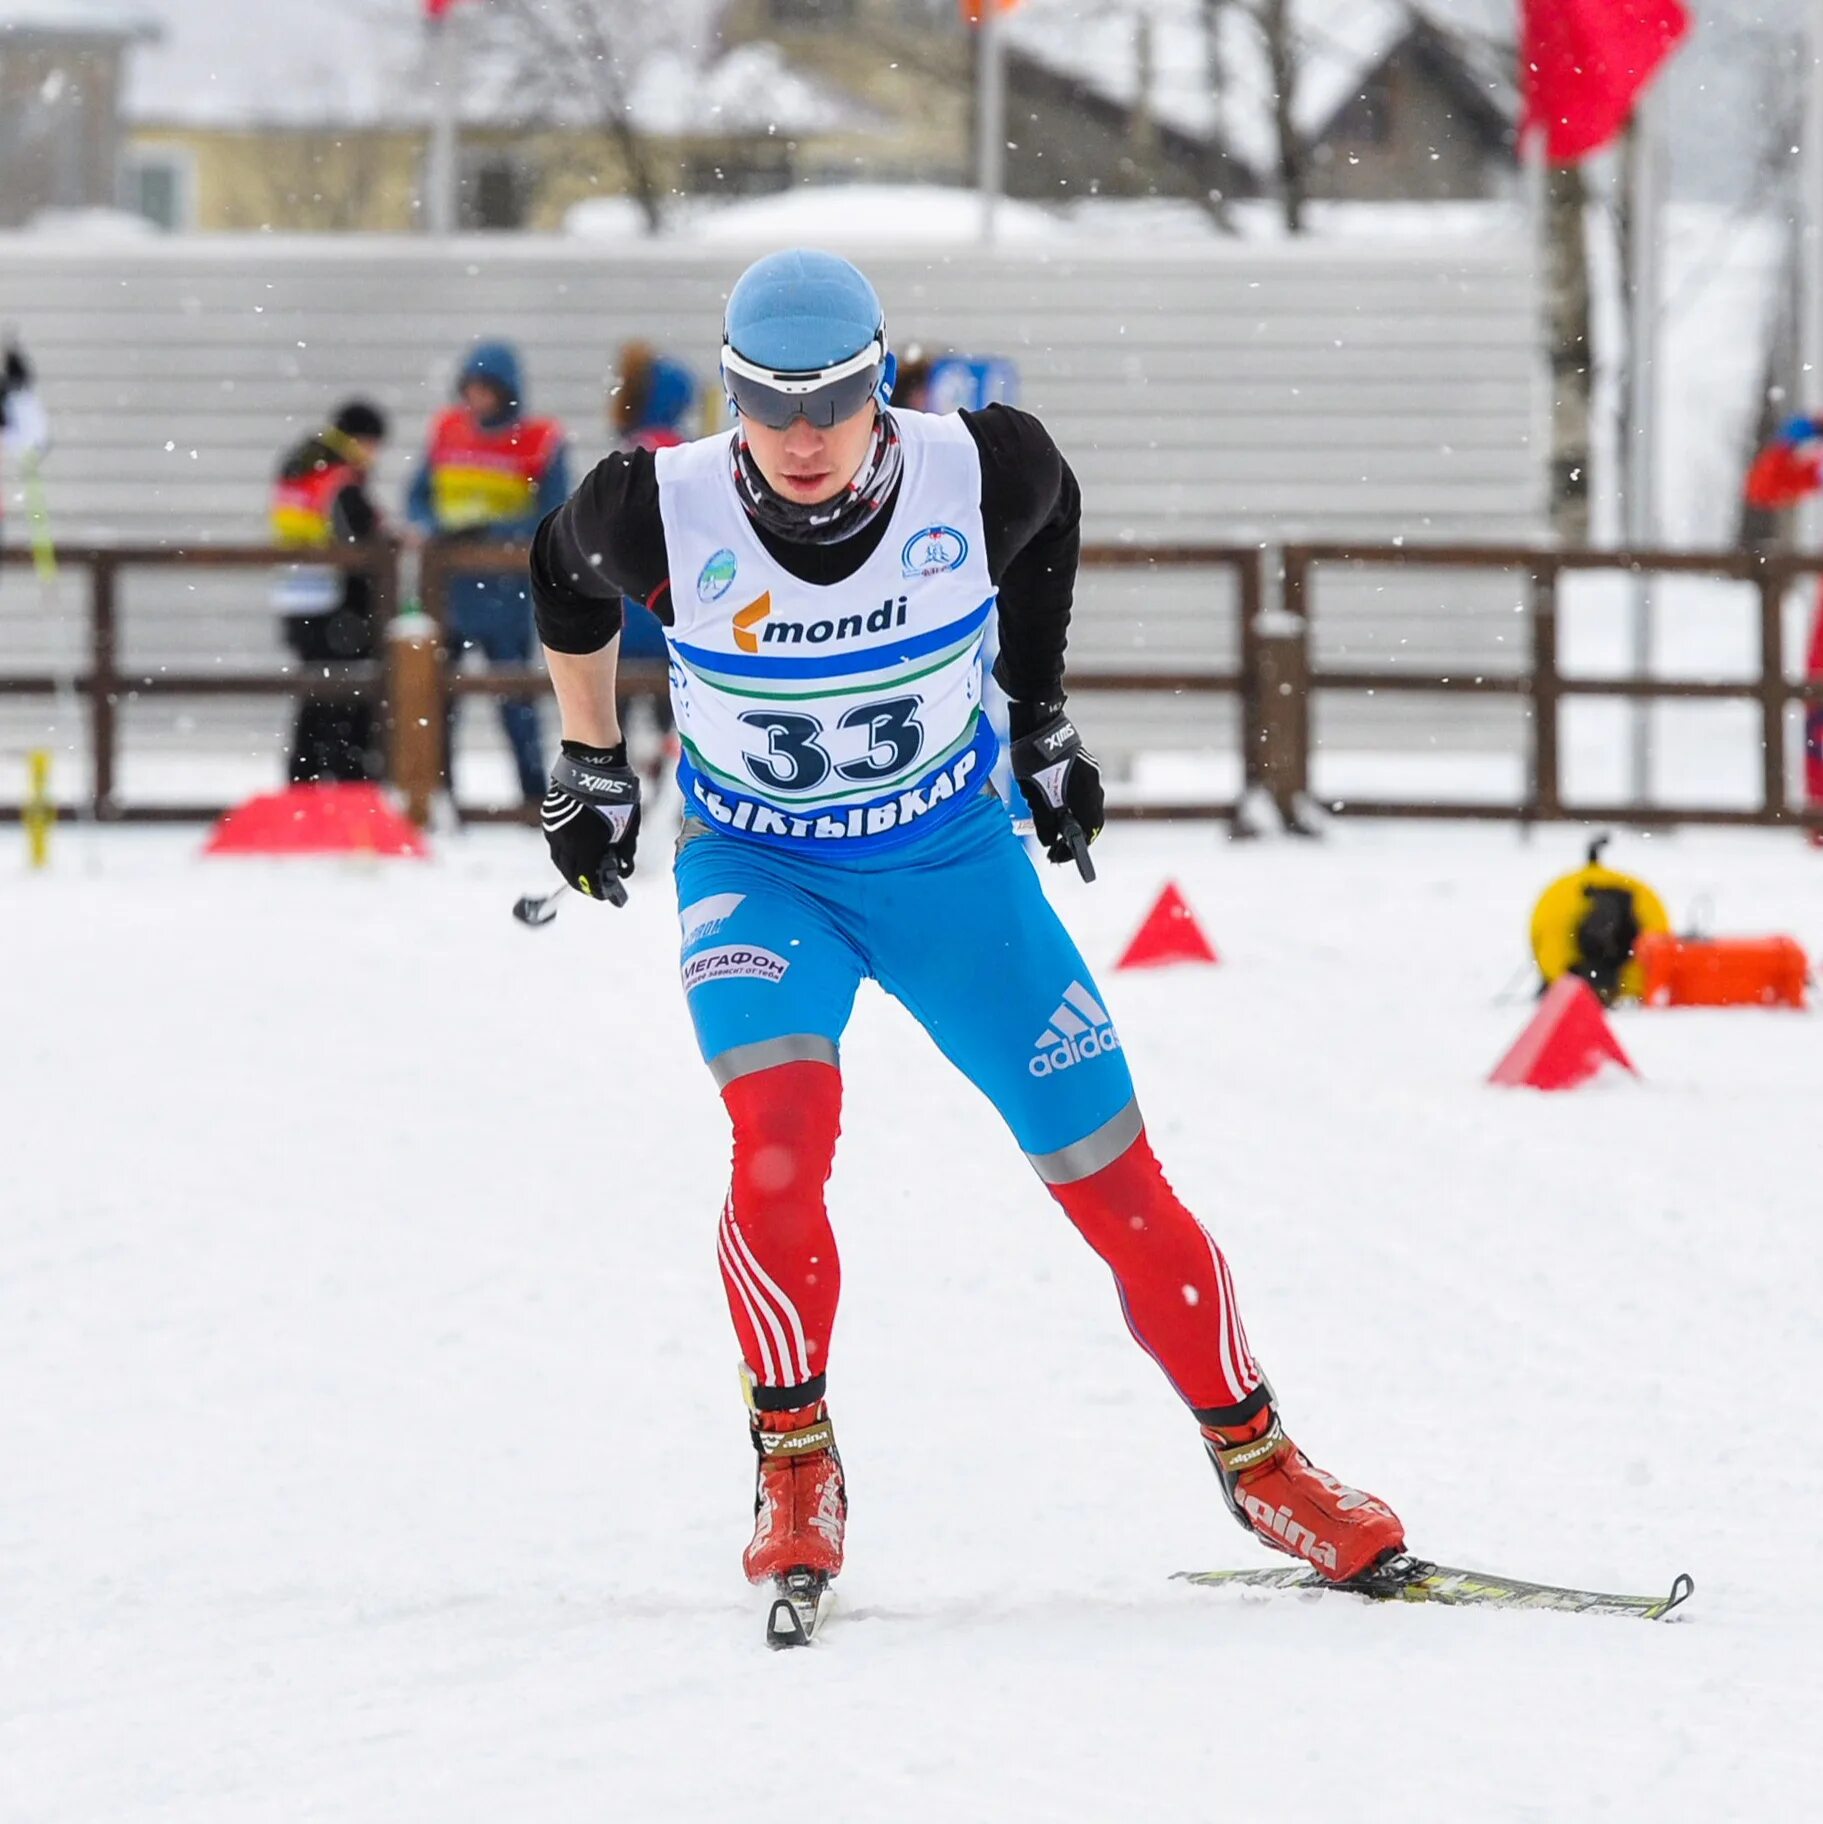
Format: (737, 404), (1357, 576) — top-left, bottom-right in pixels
(1278, 543), (1823, 830)
(0, 541), (399, 822)
(2, 538), (1818, 830)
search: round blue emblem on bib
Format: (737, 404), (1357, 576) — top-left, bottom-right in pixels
(901, 526), (968, 578)
(697, 548), (739, 602)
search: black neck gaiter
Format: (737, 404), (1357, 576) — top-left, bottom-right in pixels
(731, 409), (904, 547)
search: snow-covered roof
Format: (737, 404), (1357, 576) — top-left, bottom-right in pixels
(1001, 0), (1510, 177)
(102, 0), (849, 135)
(0, 2), (159, 34)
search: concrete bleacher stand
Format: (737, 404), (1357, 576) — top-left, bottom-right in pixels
(0, 236), (1541, 811)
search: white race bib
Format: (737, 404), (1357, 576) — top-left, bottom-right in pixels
(657, 412), (998, 853)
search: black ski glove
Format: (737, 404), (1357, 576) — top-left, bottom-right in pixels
(542, 740), (641, 902)
(1008, 698), (1103, 881)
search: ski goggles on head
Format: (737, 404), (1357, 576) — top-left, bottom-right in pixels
(720, 334), (887, 430)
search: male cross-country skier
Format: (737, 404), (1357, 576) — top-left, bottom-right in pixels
(530, 250), (1404, 1611)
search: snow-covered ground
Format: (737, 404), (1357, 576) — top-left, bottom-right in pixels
(6, 817), (1821, 1821)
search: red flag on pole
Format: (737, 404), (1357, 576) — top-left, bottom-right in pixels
(1521, 0), (1689, 163)
(960, 0), (1018, 23)
(425, 0), (460, 18)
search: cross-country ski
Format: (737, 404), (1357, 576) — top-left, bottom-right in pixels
(1175, 1560), (1696, 1622)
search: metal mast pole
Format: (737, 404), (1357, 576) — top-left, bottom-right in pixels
(977, 1), (1004, 246)
(1801, 0), (1823, 552)
(1623, 96), (1662, 806)
(426, 10), (458, 236)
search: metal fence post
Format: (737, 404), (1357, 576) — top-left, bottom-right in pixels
(91, 554), (119, 821)
(1254, 544), (1311, 818)
(1757, 558), (1789, 821)
(1239, 548), (1265, 800)
(1529, 558), (1562, 822)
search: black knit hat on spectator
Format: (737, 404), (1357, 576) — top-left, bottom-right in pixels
(333, 400), (388, 442)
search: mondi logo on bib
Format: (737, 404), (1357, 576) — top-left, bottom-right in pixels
(731, 591), (908, 655)
(1029, 982), (1121, 1078)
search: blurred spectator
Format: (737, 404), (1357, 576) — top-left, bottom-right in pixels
(887, 345), (1020, 414)
(270, 400), (390, 784)
(1, 338), (52, 570)
(610, 342), (698, 785)
(612, 341), (697, 453)
(1744, 415), (1823, 841)
(409, 341), (569, 806)
(891, 342), (935, 412)
(1745, 416), (1823, 512)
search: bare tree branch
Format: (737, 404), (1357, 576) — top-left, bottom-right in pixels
(473, 0), (676, 233)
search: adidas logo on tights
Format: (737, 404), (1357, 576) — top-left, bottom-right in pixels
(1029, 982), (1122, 1079)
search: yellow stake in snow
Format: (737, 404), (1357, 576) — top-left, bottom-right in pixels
(24, 749), (53, 869)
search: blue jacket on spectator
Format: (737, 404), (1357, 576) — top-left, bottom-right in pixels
(409, 339), (569, 802)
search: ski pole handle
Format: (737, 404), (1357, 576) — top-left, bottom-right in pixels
(512, 872), (628, 926)
(1060, 813), (1097, 884)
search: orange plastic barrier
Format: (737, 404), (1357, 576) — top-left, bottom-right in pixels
(1115, 882), (1219, 971)
(1489, 975), (1638, 1092)
(1635, 933), (1809, 1009)
(202, 783), (430, 858)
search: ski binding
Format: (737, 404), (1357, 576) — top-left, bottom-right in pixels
(1175, 1554), (1693, 1621)
(765, 1569), (832, 1648)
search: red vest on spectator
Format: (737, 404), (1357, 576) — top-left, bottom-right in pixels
(271, 447), (364, 616)
(1744, 444), (1822, 512)
(425, 407), (562, 532)
(271, 459), (359, 550)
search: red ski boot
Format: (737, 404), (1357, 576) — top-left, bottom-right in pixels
(1200, 1393), (1403, 1583)
(742, 1404), (846, 1584)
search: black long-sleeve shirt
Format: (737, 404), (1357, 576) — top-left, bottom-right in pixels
(531, 404), (1079, 705)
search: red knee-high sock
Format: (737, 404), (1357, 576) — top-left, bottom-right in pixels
(1049, 1130), (1265, 1415)
(718, 1061), (843, 1404)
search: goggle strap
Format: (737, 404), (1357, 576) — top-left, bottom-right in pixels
(720, 333), (886, 395)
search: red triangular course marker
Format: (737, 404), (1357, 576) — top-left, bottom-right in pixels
(203, 783), (430, 858)
(1116, 881), (1219, 971)
(1489, 976), (1637, 1091)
